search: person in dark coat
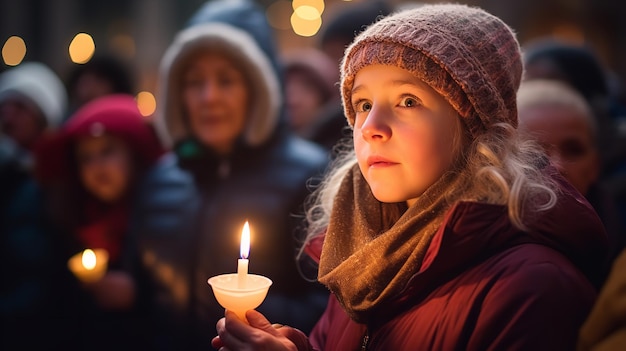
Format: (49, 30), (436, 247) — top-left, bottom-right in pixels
(132, 0), (329, 349)
(212, 4), (608, 351)
(0, 62), (67, 350)
(34, 94), (164, 350)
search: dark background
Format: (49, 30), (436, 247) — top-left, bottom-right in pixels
(2, 0), (625, 101)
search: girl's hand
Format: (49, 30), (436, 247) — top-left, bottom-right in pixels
(212, 310), (311, 351)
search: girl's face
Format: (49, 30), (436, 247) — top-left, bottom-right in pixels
(352, 64), (461, 207)
(182, 51), (249, 155)
(76, 135), (133, 203)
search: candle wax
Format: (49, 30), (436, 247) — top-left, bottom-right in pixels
(237, 258), (249, 288)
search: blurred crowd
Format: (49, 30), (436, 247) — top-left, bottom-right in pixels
(1, 0), (626, 350)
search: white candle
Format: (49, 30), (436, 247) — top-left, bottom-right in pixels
(237, 221), (251, 288)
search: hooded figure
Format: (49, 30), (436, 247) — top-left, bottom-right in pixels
(0, 62), (67, 150)
(133, 0), (328, 349)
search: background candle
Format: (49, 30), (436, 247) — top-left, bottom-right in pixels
(68, 248), (109, 283)
(238, 221), (250, 288)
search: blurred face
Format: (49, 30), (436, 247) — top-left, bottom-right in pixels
(519, 105), (599, 195)
(76, 135), (133, 203)
(285, 71), (325, 134)
(74, 72), (114, 106)
(0, 98), (45, 149)
(352, 65), (461, 207)
(182, 52), (249, 155)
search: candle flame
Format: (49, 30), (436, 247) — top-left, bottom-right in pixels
(240, 221), (250, 259)
(81, 249), (97, 270)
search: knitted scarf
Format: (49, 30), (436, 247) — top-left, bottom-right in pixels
(318, 164), (470, 323)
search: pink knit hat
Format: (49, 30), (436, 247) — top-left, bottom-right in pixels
(341, 4), (523, 137)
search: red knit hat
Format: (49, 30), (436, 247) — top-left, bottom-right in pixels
(341, 4), (523, 137)
(35, 94), (163, 184)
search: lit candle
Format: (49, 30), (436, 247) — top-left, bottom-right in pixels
(68, 248), (109, 283)
(238, 221), (250, 288)
(82, 248), (97, 270)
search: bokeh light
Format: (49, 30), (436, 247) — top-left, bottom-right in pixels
(2, 36), (27, 66)
(291, 11), (322, 37)
(292, 0), (325, 15)
(294, 5), (321, 20)
(69, 33), (96, 64)
(136, 91), (156, 117)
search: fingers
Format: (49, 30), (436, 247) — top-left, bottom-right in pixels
(245, 310), (282, 336)
(217, 312), (249, 351)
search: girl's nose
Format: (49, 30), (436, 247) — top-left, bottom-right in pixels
(360, 105), (391, 142)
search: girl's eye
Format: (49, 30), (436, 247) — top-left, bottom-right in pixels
(354, 100), (372, 113)
(400, 96), (420, 107)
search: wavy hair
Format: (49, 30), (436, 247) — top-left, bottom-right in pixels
(297, 120), (559, 261)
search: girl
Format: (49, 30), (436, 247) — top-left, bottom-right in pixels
(212, 4), (607, 350)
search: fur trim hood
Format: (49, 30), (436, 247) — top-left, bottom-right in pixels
(0, 62), (67, 129)
(154, 0), (282, 148)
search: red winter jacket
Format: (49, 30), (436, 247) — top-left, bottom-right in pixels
(305, 174), (607, 351)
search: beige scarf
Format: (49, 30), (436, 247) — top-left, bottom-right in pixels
(318, 164), (470, 323)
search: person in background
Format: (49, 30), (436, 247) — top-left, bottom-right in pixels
(34, 94), (163, 350)
(282, 48), (340, 149)
(0, 62), (67, 350)
(212, 4), (607, 350)
(0, 62), (67, 151)
(133, 0), (329, 349)
(517, 79), (624, 286)
(64, 53), (136, 116)
(578, 248), (626, 351)
(522, 39), (626, 215)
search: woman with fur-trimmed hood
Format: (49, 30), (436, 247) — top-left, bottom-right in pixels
(132, 0), (329, 349)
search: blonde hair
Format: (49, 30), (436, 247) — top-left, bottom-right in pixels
(297, 119), (559, 260)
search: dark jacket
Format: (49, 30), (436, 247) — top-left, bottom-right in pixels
(134, 0), (329, 349)
(308, 174), (607, 351)
(0, 137), (56, 350)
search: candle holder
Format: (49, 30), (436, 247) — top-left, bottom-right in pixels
(207, 273), (272, 322)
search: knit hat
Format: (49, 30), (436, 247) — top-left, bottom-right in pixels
(35, 94), (163, 185)
(0, 62), (67, 128)
(341, 4), (523, 137)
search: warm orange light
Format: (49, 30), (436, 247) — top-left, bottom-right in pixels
(2, 36), (27, 66)
(69, 33), (95, 64)
(291, 11), (322, 37)
(81, 249), (97, 270)
(292, 0), (325, 15)
(136, 91), (156, 117)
